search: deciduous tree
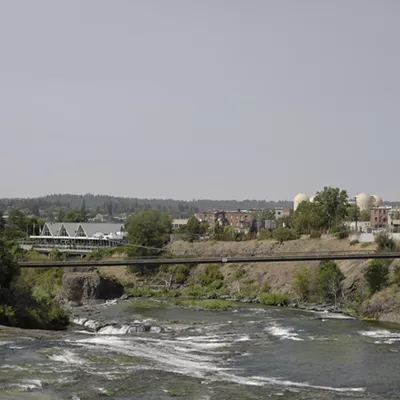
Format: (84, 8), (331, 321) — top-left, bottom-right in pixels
(316, 261), (345, 307)
(314, 187), (349, 229)
(126, 210), (172, 257)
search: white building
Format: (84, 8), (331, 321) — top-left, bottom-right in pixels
(29, 222), (127, 250)
(172, 219), (189, 229)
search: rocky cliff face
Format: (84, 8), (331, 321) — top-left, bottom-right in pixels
(169, 238), (374, 295)
(57, 268), (124, 307)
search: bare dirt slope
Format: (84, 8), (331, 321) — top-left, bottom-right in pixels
(169, 238), (376, 295)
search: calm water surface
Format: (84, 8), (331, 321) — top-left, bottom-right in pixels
(1, 300), (400, 399)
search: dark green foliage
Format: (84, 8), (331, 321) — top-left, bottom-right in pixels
(294, 267), (311, 301)
(159, 264), (190, 285)
(0, 238), (20, 292)
(359, 210), (371, 222)
(185, 264), (228, 298)
(310, 231), (322, 239)
(86, 249), (106, 261)
(126, 210), (172, 257)
(259, 293), (289, 306)
(316, 261), (345, 305)
(168, 265), (190, 284)
(364, 260), (389, 294)
(375, 232), (396, 252)
(313, 187), (349, 229)
(392, 265), (400, 285)
(197, 264), (223, 286)
(347, 203), (361, 224)
(292, 202), (324, 235)
(330, 224), (349, 239)
(0, 194), (292, 220)
(126, 210), (172, 274)
(0, 212), (68, 330)
(49, 248), (66, 261)
(58, 208), (88, 223)
(273, 227), (298, 243)
(183, 216), (208, 236)
(257, 229), (273, 240)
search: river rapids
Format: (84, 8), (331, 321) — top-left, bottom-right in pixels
(1, 299), (400, 399)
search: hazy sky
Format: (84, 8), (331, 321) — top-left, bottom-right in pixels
(1, 1), (399, 201)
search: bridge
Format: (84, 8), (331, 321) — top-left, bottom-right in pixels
(18, 250), (400, 268)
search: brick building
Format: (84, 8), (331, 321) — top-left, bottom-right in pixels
(195, 210), (255, 231)
(275, 207), (290, 219)
(370, 206), (390, 230)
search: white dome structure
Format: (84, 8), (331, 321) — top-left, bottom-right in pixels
(372, 195), (383, 207)
(294, 193), (310, 211)
(356, 193), (373, 212)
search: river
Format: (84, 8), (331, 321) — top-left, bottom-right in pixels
(1, 299), (400, 399)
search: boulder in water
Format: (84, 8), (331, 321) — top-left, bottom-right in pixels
(57, 270), (124, 306)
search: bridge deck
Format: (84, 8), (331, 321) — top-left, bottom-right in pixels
(18, 251), (400, 268)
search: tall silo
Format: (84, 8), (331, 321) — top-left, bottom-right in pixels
(294, 193), (310, 211)
(356, 193), (373, 212)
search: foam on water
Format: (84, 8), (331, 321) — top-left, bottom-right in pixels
(359, 329), (400, 344)
(97, 325), (132, 335)
(265, 323), (304, 341)
(314, 310), (355, 320)
(48, 350), (87, 365)
(69, 331), (365, 393)
(216, 373), (365, 392)
(5, 379), (43, 391)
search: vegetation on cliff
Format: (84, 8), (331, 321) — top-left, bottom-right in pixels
(0, 212), (68, 330)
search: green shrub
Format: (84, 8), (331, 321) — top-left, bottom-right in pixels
(294, 266), (311, 301)
(316, 261), (345, 305)
(310, 231), (322, 239)
(49, 248), (63, 261)
(260, 281), (270, 293)
(258, 229), (274, 240)
(175, 299), (234, 310)
(350, 239), (359, 246)
(330, 224), (349, 239)
(234, 266), (246, 280)
(259, 293), (289, 306)
(364, 260), (389, 294)
(392, 265), (400, 285)
(273, 228), (298, 243)
(125, 287), (158, 297)
(197, 264), (224, 286)
(86, 249), (105, 261)
(234, 285), (259, 300)
(375, 232), (397, 252)
(159, 264), (190, 284)
(184, 284), (206, 298)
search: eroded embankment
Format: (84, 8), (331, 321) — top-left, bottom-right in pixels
(96, 238), (400, 324)
(169, 238), (374, 295)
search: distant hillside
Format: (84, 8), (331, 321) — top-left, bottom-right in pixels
(0, 194), (292, 219)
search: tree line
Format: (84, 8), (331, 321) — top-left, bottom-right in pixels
(0, 194), (291, 220)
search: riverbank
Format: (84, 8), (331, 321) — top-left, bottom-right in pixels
(17, 236), (400, 328)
